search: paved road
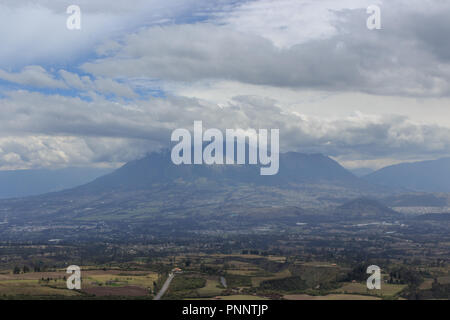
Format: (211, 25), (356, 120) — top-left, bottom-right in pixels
(153, 273), (175, 300)
(220, 276), (227, 288)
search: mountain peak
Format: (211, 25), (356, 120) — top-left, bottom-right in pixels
(73, 150), (364, 194)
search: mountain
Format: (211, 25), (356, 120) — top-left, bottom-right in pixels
(350, 167), (375, 177)
(0, 151), (375, 224)
(364, 158), (450, 192)
(0, 167), (113, 199)
(75, 151), (367, 194)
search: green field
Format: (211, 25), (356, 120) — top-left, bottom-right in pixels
(0, 279), (81, 297)
(0, 270), (159, 299)
(196, 279), (224, 297)
(335, 282), (406, 298)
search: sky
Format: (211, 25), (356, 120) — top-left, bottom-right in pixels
(0, 0), (450, 171)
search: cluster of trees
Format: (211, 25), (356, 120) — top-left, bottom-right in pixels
(344, 263), (370, 282)
(165, 276), (207, 299)
(225, 275), (252, 288)
(170, 276), (206, 292)
(429, 280), (450, 299)
(403, 279), (450, 300)
(241, 250), (270, 256)
(13, 265), (30, 274)
(260, 276), (308, 292)
(387, 266), (423, 286)
(39, 277), (65, 284)
(199, 264), (222, 275)
(12, 262), (50, 274)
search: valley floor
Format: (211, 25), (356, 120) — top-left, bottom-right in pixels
(0, 252), (448, 300)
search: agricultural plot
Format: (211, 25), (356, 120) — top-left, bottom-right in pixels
(196, 279), (224, 297)
(83, 272), (158, 289)
(0, 279), (80, 298)
(335, 282), (406, 298)
(251, 269), (291, 287)
(0, 269), (159, 299)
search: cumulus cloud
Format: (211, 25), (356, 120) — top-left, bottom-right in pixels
(0, 135), (154, 170)
(0, 0), (450, 170)
(211, 0), (376, 48)
(0, 66), (67, 89)
(58, 70), (137, 98)
(0, 0), (225, 69)
(81, 0), (450, 97)
(0, 90), (449, 169)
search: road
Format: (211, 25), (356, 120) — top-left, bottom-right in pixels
(220, 276), (227, 288)
(153, 273), (175, 300)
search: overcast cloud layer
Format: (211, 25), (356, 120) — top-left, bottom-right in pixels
(0, 0), (449, 170)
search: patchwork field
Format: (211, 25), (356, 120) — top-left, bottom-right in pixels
(83, 286), (149, 297)
(0, 269), (159, 298)
(196, 279), (224, 297)
(335, 282), (406, 298)
(251, 269), (291, 287)
(0, 251), (446, 300)
(0, 279), (81, 297)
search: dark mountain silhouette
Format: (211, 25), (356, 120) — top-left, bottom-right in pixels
(0, 167), (113, 199)
(350, 167), (374, 177)
(364, 158), (450, 192)
(0, 151), (391, 224)
(74, 150), (368, 194)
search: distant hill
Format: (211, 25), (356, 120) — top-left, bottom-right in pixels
(364, 158), (450, 192)
(0, 167), (113, 199)
(382, 193), (450, 207)
(334, 198), (399, 219)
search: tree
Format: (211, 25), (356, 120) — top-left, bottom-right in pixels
(13, 266), (21, 274)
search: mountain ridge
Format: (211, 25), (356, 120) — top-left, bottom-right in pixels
(364, 157), (450, 192)
(0, 150), (381, 224)
(74, 150), (369, 194)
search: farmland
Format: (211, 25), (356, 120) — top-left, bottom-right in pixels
(0, 250), (448, 300)
(0, 208), (449, 300)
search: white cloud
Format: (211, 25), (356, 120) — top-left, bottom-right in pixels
(0, 90), (449, 170)
(81, 6), (450, 97)
(0, 66), (66, 89)
(58, 70), (86, 89)
(169, 80), (450, 127)
(212, 0), (377, 48)
(0, 0), (220, 68)
(92, 77), (137, 98)
(58, 69), (137, 98)
(0, 135), (152, 170)
(1, 0), (450, 170)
